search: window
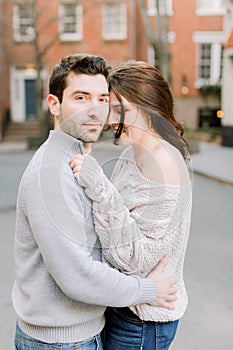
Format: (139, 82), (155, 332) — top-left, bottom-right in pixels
(196, 0), (226, 15)
(102, 3), (127, 40)
(196, 43), (223, 86)
(193, 32), (225, 87)
(199, 43), (211, 81)
(147, 0), (173, 16)
(13, 3), (34, 42)
(59, 3), (83, 41)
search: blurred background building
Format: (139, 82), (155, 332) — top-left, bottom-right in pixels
(0, 0), (232, 145)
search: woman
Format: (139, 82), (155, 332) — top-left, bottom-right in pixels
(70, 61), (192, 350)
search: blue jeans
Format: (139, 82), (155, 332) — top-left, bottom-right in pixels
(14, 324), (103, 350)
(103, 307), (179, 350)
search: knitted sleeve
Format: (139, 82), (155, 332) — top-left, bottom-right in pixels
(78, 154), (192, 277)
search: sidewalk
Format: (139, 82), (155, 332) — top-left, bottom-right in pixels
(190, 142), (233, 185)
(1, 140), (233, 185)
(0, 141), (27, 154)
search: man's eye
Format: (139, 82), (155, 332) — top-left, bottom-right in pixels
(75, 95), (86, 101)
(99, 97), (110, 103)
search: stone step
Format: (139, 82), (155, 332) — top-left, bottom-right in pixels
(3, 121), (40, 142)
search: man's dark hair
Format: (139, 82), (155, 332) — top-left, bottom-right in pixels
(49, 54), (110, 103)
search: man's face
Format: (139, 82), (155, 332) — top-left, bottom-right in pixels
(57, 73), (109, 142)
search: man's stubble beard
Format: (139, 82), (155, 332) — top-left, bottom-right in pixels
(79, 128), (103, 143)
(59, 113), (103, 143)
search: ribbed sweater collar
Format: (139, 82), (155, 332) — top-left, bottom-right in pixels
(46, 130), (84, 156)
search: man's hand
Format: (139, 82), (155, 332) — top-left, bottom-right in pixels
(148, 256), (177, 310)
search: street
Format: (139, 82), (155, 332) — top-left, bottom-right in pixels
(0, 144), (233, 350)
(0, 151), (33, 350)
(171, 174), (233, 350)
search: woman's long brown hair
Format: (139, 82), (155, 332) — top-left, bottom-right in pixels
(108, 60), (189, 159)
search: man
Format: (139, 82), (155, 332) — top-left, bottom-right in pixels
(12, 54), (176, 350)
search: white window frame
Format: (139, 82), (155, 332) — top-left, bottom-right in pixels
(193, 32), (225, 87)
(13, 3), (35, 42)
(196, 0), (226, 16)
(147, 0), (173, 16)
(147, 46), (156, 66)
(102, 3), (127, 41)
(59, 2), (83, 41)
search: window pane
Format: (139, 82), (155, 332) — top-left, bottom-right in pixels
(148, 0), (173, 16)
(219, 48), (223, 80)
(197, 0), (226, 11)
(198, 0), (209, 9)
(59, 3), (82, 41)
(103, 4), (126, 40)
(199, 43), (211, 80)
(158, 0), (167, 15)
(18, 4), (33, 38)
(63, 4), (76, 33)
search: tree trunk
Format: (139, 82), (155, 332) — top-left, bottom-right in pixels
(32, 0), (49, 139)
(136, 0), (171, 83)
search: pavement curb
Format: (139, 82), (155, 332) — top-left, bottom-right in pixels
(190, 142), (233, 186)
(0, 142), (28, 154)
(192, 169), (233, 187)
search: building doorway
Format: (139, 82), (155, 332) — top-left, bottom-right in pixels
(10, 66), (46, 122)
(25, 79), (37, 120)
(199, 107), (221, 128)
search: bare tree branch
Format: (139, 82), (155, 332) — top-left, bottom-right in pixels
(136, 0), (156, 45)
(39, 34), (59, 58)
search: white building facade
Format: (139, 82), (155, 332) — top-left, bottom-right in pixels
(222, 0), (233, 145)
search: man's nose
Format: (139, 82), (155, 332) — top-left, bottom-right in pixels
(88, 101), (99, 118)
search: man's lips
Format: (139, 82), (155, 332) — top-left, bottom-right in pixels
(83, 123), (102, 127)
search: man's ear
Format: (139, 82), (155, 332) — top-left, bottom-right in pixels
(47, 94), (60, 117)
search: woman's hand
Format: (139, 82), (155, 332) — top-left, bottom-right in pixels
(70, 154), (85, 178)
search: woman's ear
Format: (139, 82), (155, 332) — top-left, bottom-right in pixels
(47, 94), (60, 117)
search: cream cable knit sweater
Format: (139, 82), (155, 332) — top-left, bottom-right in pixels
(78, 146), (192, 322)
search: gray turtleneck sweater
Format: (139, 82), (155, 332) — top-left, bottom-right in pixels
(12, 131), (156, 344)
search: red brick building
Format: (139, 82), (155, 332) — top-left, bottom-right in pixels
(0, 0), (228, 140)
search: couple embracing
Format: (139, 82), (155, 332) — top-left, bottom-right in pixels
(13, 54), (192, 350)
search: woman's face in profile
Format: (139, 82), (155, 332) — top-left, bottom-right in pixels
(108, 90), (149, 144)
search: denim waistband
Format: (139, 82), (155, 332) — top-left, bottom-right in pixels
(111, 307), (143, 323)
